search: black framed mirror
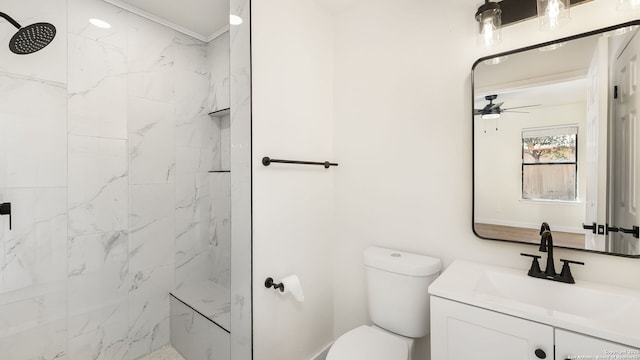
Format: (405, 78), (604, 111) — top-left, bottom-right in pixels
(473, 20), (640, 257)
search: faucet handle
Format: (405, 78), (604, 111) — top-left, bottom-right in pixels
(558, 259), (584, 284)
(521, 253), (542, 276)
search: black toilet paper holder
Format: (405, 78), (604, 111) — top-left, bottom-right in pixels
(265, 277), (285, 292)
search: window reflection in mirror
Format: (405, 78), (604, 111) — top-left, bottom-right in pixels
(473, 21), (640, 257)
(521, 126), (578, 201)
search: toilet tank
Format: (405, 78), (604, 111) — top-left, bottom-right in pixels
(364, 246), (442, 338)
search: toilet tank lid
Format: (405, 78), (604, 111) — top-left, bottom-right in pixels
(363, 246), (442, 276)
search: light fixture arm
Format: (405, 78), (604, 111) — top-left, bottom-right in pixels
(475, 0), (501, 21)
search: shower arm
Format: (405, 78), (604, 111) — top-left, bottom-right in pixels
(0, 12), (22, 30)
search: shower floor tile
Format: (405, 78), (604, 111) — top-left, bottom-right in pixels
(135, 345), (185, 360)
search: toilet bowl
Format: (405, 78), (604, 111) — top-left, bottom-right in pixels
(327, 325), (413, 360)
(326, 246), (441, 360)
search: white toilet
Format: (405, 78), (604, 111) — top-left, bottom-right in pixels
(327, 246), (442, 360)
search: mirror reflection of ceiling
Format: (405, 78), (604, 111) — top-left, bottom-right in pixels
(313, 0), (365, 13)
(475, 78), (588, 114)
(475, 35), (597, 93)
(474, 26), (639, 125)
(104, 0), (229, 41)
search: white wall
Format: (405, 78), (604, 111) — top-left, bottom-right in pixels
(252, 1), (335, 359)
(331, 0), (640, 345)
(251, 0), (640, 359)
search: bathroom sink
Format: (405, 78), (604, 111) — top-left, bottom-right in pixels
(474, 269), (638, 319)
(428, 260), (640, 348)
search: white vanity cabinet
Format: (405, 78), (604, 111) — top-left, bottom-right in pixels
(555, 329), (638, 360)
(431, 296), (640, 360)
(431, 296), (554, 360)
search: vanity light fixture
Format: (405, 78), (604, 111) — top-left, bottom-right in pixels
(537, 0), (570, 31)
(475, 0), (502, 48)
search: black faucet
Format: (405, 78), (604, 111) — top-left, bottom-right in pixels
(539, 230), (556, 277)
(539, 222), (550, 235)
(520, 223), (585, 284)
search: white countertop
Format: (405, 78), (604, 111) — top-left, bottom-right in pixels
(428, 260), (640, 348)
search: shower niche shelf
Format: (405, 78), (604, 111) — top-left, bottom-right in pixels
(209, 107), (231, 173)
(208, 108), (230, 118)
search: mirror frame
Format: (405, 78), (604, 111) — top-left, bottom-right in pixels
(471, 19), (640, 258)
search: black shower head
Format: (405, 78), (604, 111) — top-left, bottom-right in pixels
(1, 12), (56, 55)
(9, 22), (56, 54)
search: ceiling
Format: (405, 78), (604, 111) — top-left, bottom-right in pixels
(475, 78), (588, 113)
(313, 0), (363, 13)
(105, 0), (229, 42)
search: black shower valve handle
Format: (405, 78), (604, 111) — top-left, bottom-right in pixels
(0, 202), (11, 230)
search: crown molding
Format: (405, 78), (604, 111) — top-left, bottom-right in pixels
(103, 0), (227, 42)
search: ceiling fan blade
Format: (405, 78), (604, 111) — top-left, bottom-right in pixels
(489, 102), (504, 110)
(474, 109), (483, 115)
(502, 110), (529, 114)
(502, 104), (541, 111)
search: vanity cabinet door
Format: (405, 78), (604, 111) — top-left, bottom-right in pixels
(556, 329), (639, 359)
(431, 296), (554, 360)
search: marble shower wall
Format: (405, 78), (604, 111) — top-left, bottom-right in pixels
(0, 0), (230, 359)
(0, 0), (69, 359)
(207, 32), (232, 289)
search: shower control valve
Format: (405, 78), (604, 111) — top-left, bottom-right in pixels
(0, 202), (11, 230)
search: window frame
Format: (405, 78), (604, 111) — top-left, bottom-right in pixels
(521, 125), (579, 201)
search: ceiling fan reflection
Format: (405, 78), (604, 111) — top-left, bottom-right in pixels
(474, 94), (541, 131)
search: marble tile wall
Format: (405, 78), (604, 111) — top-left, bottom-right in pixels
(207, 34), (232, 293)
(0, 1), (69, 358)
(209, 172), (231, 289)
(0, 0), (231, 359)
(207, 33), (231, 113)
(170, 296), (230, 360)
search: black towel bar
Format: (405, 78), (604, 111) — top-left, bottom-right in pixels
(262, 156), (338, 169)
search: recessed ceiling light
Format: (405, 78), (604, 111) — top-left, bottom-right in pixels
(230, 14), (243, 26)
(89, 18), (111, 29)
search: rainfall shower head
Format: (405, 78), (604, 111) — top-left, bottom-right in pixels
(1, 12), (56, 55)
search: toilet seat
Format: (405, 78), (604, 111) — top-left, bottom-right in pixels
(326, 326), (409, 360)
